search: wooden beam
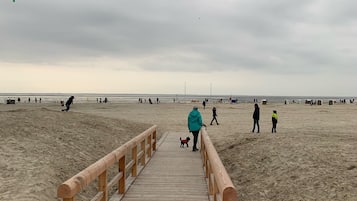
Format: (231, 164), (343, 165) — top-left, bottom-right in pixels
(118, 156), (126, 194)
(200, 128), (237, 201)
(147, 135), (152, 157)
(98, 171), (107, 201)
(90, 192), (103, 201)
(140, 140), (146, 166)
(132, 145), (138, 177)
(107, 172), (123, 190)
(63, 198), (75, 201)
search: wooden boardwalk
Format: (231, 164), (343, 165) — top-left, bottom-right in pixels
(120, 131), (210, 201)
(57, 126), (236, 201)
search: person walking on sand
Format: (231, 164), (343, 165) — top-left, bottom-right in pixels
(188, 106), (204, 152)
(210, 107), (219, 125)
(202, 100), (206, 109)
(62, 96), (74, 112)
(252, 103), (260, 133)
(272, 110), (278, 133)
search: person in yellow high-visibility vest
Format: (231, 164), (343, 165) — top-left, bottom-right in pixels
(272, 110), (278, 133)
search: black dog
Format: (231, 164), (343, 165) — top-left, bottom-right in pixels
(180, 137), (190, 147)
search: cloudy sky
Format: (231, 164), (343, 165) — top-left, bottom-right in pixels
(1, 0), (356, 96)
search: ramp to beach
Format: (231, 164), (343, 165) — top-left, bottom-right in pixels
(57, 126), (237, 201)
(120, 131), (209, 201)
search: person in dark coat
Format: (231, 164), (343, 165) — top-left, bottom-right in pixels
(202, 100), (206, 109)
(252, 103), (260, 133)
(210, 107), (219, 125)
(62, 96), (74, 112)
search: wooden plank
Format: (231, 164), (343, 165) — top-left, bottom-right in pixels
(98, 171), (107, 201)
(119, 131), (210, 201)
(90, 192), (103, 201)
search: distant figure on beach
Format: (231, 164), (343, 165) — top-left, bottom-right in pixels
(210, 107), (219, 125)
(272, 110), (278, 133)
(202, 100), (206, 109)
(252, 103), (260, 133)
(188, 106), (203, 152)
(62, 96), (74, 112)
(149, 98), (152, 104)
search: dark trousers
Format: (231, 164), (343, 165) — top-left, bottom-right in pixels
(210, 116), (219, 125)
(191, 131), (199, 150)
(252, 119), (260, 133)
(272, 122), (277, 133)
(62, 104), (70, 112)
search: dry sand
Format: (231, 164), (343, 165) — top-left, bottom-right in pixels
(0, 101), (356, 201)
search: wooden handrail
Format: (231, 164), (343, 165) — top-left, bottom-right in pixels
(57, 125), (236, 201)
(200, 127), (237, 201)
(57, 125), (157, 201)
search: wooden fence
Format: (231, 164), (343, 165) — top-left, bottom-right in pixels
(200, 127), (237, 201)
(57, 125), (237, 201)
(57, 125), (157, 201)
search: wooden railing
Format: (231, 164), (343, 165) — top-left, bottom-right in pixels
(57, 125), (157, 201)
(200, 127), (237, 201)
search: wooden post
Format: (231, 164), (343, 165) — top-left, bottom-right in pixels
(208, 161), (213, 195)
(63, 198), (75, 201)
(200, 130), (203, 152)
(140, 140), (146, 166)
(98, 170), (108, 201)
(213, 176), (218, 201)
(201, 140), (205, 165)
(147, 134), (152, 158)
(132, 145), (137, 177)
(205, 155), (209, 178)
(118, 156), (126, 194)
(152, 130), (157, 151)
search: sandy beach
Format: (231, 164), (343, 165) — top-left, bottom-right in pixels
(0, 101), (356, 201)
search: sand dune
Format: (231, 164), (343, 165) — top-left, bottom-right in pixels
(0, 102), (356, 200)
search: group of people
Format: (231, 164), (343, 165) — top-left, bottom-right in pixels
(251, 103), (278, 133)
(138, 97), (160, 104)
(96, 97), (108, 103)
(188, 103), (278, 151)
(61, 95), (278, 152)
(187, 105), (221, 151)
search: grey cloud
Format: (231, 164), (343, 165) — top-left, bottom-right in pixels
(1, 0), (357, 75)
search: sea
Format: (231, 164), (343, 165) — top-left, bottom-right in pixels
(0, 93), (355, 104)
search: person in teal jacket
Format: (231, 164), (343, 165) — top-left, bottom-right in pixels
(188, 106), (203, 152)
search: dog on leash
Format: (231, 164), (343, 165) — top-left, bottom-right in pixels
(180, 137), (191, 147)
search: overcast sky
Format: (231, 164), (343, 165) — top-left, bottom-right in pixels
(1, 0), (356, 96)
